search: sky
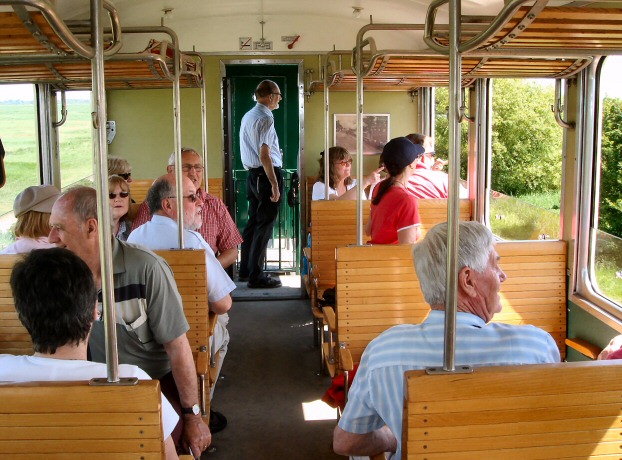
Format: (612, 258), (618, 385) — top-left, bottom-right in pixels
(2, 57), (622, 101)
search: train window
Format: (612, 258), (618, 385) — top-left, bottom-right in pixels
(58, 91), (93, 188)
(488, 78), (563, 240)
(0, 84), (39, 249)
(592, 56), (622, 305)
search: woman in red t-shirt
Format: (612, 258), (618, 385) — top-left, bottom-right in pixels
(366, 137), (425, 244)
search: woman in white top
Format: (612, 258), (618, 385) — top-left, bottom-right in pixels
(0, 184), (60, 254)
(312, 146), (382, 200)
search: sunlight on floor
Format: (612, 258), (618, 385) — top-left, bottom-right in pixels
(302, 399), (339, 421)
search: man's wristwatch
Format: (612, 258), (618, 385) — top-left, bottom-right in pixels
(181, 403), (201, 416)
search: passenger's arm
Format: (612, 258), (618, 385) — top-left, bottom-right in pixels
(209, 294), (232, 315)
(259, 144), (279, 202)
(338, 167), (384, 201)
(397, 226), (421, 244)
(164, 335), (211, 456)
(216, 247), (238, 269)
(164, 436), (179, 460)
(333, 425), (397, 457)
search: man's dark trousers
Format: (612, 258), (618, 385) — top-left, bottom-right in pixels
(239, 166), (284, 282)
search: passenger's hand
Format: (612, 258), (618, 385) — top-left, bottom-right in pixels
(364, 167), (384, 187)
(183, 415), (211, 458)
(598, 334), (622, 360)
(271, 182), (280, 202)
(432, 158), (448, 171)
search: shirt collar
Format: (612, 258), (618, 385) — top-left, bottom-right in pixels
(426, 309), (487, 328)
(256, 102), (273, 117)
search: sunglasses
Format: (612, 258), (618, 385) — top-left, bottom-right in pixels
(118, 173), (131, 180)
(167, 194), (198, 203)
(335, 159), (353, 166)
(109, 191), (129, 199)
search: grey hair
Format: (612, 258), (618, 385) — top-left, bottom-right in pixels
(60, 186), (98, 223)
(146, 176), (175, 215)
(412, 221), (495, 306)
(167, 147), (199, 166)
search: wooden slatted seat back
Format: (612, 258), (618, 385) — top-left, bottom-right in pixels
(131, 178), (224, 204)
(312, 198), (471, 294)
(495, 240), (567, 359)
(0, 254), (32, 356)
(334, 239), (567, 366)
(336, 244), (428, 364)
(0, 380), (166, 459)
(403, 360), (622, 460)
(154, 249), (210, 364)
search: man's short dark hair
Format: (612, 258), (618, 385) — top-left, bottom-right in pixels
(146, 176), (175, 215)
(10, 248), (97, 354)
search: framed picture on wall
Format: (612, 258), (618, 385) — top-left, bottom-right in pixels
(334, 113), (390, 155)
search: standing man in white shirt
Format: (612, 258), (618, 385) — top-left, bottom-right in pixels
(238, 80), (284, 289)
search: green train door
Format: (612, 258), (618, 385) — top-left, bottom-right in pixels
(223, 62), (302, 275)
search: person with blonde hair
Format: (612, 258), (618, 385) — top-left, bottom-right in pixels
(312, 146), (382, 201)
(1, 184), (60, 254)
(108, 175), (132, 241)
(107, 156), (133, 183)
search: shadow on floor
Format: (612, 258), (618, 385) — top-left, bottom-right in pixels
(203, 298), (343, 459)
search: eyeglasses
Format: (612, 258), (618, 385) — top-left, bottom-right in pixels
(117, 173), (131, 180)
(272, 92), (282, 98)
(425, 151), (436, 157)
(109, 191), (129, 199)
(181, 164), (204, 173)
(167, 194), (198, 203)
(334, 159), (353, 166)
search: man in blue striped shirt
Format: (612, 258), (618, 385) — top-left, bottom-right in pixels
(238, 80), (284, 289)
(333, 221), (560, 459)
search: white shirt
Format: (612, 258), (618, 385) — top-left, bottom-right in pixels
(0, 355), (179, 440)
(312, 179), (360, 200)
(127, 215), (236, 303)
(0, 237), (55, 254)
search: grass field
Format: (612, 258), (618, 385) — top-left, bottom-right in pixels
(0, 102), (93, 216)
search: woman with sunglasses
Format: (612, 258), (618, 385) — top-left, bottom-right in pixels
(366, 137), (424, 245)
(311, 146), (382, 201)
(108, 175), (132, 241)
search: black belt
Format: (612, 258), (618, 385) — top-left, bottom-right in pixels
(249, 166), (282, 172)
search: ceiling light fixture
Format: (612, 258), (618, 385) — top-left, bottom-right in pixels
(352, 6), (363, 19)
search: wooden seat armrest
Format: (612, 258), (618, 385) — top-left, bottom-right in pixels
(322, 306), (337, 333)
(370, 453), (387, 460)
(196, 348), (209, 375)
(339, 346), (354, 372)
(179, 455), (194, 460)
(565, 337), (601, 360)
(208, 312), (218, 336)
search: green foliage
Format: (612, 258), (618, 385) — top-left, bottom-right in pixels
(434, 87), (469, 179)
(599, 97), (622, 238)
(491, 79), (562, 196)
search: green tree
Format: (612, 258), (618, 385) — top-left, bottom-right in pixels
(599, 97), (622, 238)
(434, 87), (469, 179)
(491, 79), (562, 196)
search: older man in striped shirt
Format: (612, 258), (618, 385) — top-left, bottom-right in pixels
(333, 221), (560, 459)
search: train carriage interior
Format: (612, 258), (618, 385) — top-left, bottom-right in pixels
(2, 0), (622, 458)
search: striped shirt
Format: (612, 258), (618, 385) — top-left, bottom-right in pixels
(338, 310), (560, 459)
(239, 102), (282, 169)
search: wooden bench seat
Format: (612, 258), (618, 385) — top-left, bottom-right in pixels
(0, 250), (214, 420)
(325, 239), (567, 378)
(402, 360), (622, 459)
(0, 380), (167, 459)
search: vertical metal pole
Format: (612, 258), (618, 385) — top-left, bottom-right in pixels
(201, 69), (209, 191)
(324, 56), (330, 199)
(355, 45), (364, 246)
(443, 0), (462, 372)
(91, 0), (118, 383)
(172, 36), (185, 248)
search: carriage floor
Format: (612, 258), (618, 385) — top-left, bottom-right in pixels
(204, 297), (343, 459)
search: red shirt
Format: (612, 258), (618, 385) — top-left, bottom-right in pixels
(369, 185), (420, 245)
(407, 163), (449, 199)
(131, 188), (243, 254)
